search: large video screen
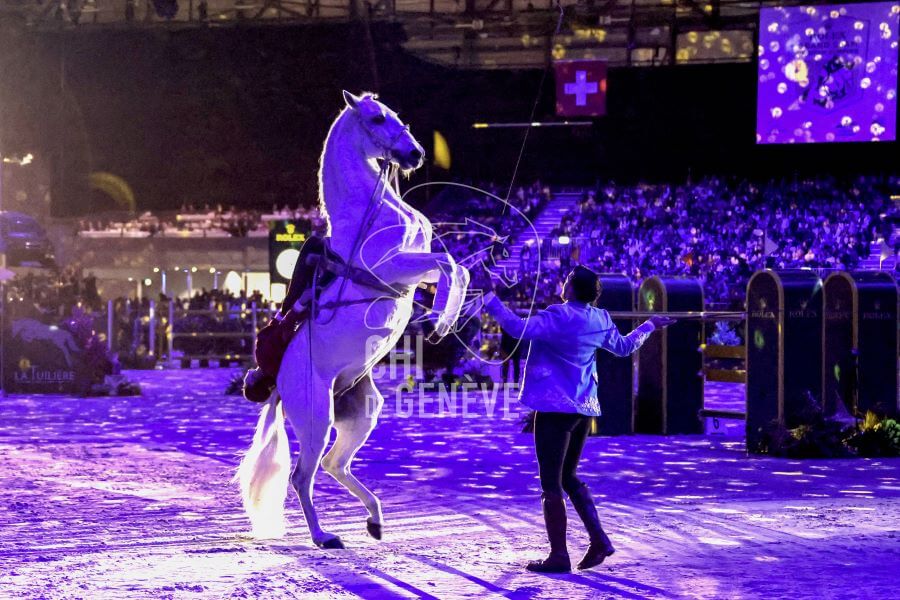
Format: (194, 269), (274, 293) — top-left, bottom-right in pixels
(756, 3), (899, 144)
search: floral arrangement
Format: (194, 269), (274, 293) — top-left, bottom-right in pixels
(758, 398), (900, 458)
(708, 321), (742, 346)
(844, 412), (900, 458)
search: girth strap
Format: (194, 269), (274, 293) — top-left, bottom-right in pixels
(318, 295), (396, 311)
(315, 249), (405, 299)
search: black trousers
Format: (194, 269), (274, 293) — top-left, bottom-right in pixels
(533, 411), (592, 497)
(502, 354), (522, 384)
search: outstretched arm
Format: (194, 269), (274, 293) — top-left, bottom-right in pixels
(599, 320), (655, 357)
(598, 314), (674, 357)
(483, 293), (556, 341)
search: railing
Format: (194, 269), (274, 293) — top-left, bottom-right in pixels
(166, 302), (275, 367)
(701, 343), (746, 385)
(101, 299), (275, 367)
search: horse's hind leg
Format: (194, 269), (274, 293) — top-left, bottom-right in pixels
(281, 370), (342, 549)
(321, 373), (385, 540)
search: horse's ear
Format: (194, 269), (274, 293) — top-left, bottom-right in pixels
(343, 90), (361, 110)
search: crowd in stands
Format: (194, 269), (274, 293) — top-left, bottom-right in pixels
(382, 175), (898, 373)
(8, 175), (897, 377)
(482, 175), (897, 308)
(7, 268), (103, 318)
(428, 180), (549, 224)
(76, 204), (326, 238)
(413, 174), (897, 376)
(426, 181), (550, 268)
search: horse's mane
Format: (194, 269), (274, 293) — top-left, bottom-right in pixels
(316, 92), (380, 236)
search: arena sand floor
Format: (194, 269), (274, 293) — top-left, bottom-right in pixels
(0, 369), (898, 599)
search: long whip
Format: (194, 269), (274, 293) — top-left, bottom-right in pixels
(502, 2), (565, 214)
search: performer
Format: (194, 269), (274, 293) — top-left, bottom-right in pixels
(477, 265), (675, 573)
(243, 236), (333, 402)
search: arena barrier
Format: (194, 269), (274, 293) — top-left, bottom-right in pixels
(746, 270), (824, 452)
(166, 302), (276, 368)
(634, 276), (705, 435)
(823, 271), (898, 418)
(571, 268), (896, 448)
(94, 300), (275, 368)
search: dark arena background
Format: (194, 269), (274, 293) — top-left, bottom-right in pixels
(0, 0), (898, 598)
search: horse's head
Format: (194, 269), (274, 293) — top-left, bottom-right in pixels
(343, 91), (424, 171)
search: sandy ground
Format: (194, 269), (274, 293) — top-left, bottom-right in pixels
(1, 369), (898, 600)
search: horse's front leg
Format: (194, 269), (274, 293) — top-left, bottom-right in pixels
(429, 259), (470, 340)
(370, 251), (470, 339)
(370, 251), (448, 285)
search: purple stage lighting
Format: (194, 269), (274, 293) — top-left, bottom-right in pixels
(756, 2), (899, 144)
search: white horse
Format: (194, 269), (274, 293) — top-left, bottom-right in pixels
(237, 91), (470, 548)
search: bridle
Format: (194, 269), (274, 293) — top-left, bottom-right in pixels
(354, 109), (414, 164)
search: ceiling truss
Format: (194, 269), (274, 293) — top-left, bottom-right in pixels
(0, 0), (849, 68)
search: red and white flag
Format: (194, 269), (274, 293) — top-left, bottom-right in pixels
(554, 60), (607, 117)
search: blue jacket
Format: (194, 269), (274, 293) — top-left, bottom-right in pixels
(485, 294), (656, 416)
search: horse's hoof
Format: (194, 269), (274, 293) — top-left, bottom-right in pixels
(366, 518), (383, 540)
(316, 536), (345, 550)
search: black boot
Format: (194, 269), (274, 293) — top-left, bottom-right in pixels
(526, 492), (571, 573)
(568, 483), (615, 570)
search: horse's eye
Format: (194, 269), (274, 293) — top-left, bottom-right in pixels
(372, 114), (386, 125)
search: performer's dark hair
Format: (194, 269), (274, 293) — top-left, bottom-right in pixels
(569, 265), (602, 304)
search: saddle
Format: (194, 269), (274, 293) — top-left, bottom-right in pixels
(243, 237), (334, 402)
(243, 235), (402, 403)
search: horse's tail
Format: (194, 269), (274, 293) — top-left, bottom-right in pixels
(235, 392), (291, 538)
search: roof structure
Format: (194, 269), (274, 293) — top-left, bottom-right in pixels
(0, 0), (842, 68)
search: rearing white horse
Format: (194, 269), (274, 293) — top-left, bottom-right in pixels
(237, 91), (470, 548)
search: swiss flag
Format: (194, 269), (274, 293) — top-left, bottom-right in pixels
(554, 60), (607, 117)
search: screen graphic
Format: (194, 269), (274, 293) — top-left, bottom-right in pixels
(756, 3), (899, 144)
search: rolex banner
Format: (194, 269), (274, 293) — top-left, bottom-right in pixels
(269, 219), (312, 285)
(746, 273), (781, 451)
(824, 272), (898, 417)
(746, 270), (824, 452)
